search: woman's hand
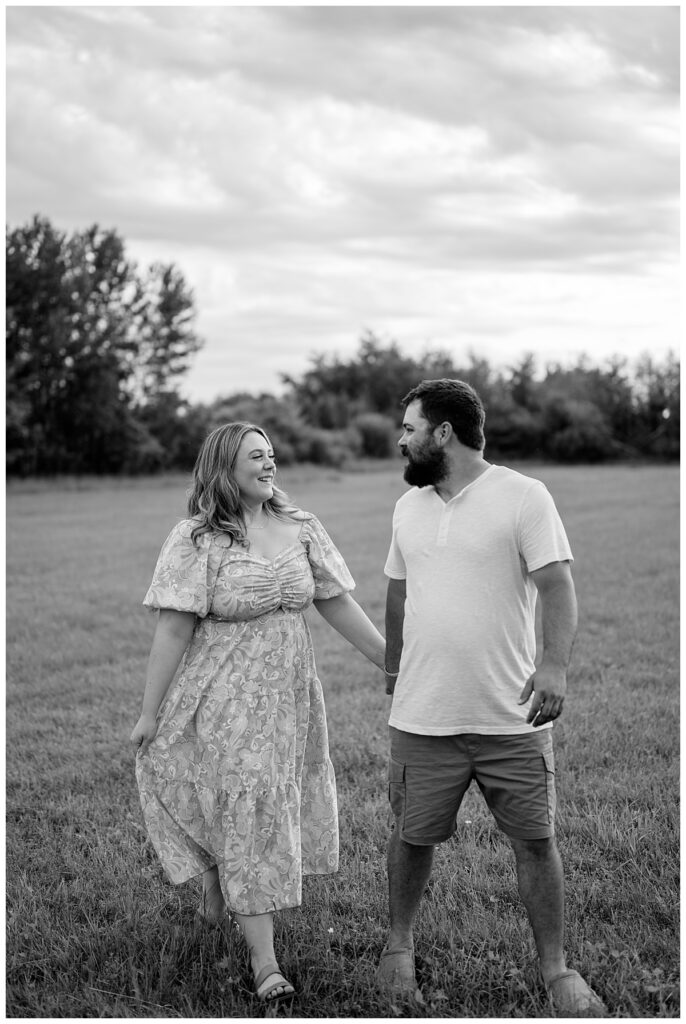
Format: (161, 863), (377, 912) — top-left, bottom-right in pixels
(130, 713), (158, 756)
(131, 609), (195, 756)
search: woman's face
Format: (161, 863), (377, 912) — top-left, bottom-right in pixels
(233, 431), (276, 507)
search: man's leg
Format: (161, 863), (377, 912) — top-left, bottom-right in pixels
(377, 824), (434, 995)
(510, 835), (566, 984)
(379, 729), (466, 995)
(387, 825), (435, 950)
(511, 835), (607, 1015)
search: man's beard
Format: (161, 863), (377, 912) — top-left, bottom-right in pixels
(403, 441), (448, 487)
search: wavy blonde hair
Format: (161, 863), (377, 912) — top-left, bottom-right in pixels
(187, 422), (299, 546)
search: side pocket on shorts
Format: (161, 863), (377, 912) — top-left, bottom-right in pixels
(542, 750), (556, 824)
(388, 757), (406, 828)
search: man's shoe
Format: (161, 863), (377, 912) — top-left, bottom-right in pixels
(546, 969), (607, 1017)
(376, 943), (420, 999)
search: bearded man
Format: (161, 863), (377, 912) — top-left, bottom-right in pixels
(376, 378), (607, 1017)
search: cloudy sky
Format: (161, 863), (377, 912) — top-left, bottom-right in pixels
(6, 5), (680, 404)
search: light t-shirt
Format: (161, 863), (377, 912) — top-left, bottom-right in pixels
(384, 464), (573, 735)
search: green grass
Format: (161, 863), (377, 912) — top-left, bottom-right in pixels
(6, 462), (679, 1017)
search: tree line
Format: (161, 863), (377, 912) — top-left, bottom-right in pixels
(6, 217), (679, 476)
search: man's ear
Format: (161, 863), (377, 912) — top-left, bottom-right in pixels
(435, 421), (453, 446)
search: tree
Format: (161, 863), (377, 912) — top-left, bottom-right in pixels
(542, 357), (636, 455)
(206, 392), (355, 467)
(6, 215), (202, 474)
(631, 352), (680, 458)
(283, 332), (490, 427)
(281, 351), (367, 429)
(509, 353), (540, 410)
(125, 262), (202, 403)
(541, 394), (614, 462)
(351, 412), (396, 458)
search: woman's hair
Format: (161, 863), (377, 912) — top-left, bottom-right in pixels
(187, 422), (299, 545)
(402, 379), (486, 451)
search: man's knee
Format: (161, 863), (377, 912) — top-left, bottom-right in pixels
(391, 825), (435, 857)
(510, 834), (559, 863)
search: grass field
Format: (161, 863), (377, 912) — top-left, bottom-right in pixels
(6, 462), (679, 1018)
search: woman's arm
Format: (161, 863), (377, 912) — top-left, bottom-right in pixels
(130, 609), (196, 754)
(313, 592), (385, 670)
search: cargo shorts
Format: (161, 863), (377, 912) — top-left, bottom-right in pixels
(388, 727), (556, 844)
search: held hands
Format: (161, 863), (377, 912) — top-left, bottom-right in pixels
(518, 665), (567, 727)
(130, 713), (158, 755)
(384, 669), (399, 696)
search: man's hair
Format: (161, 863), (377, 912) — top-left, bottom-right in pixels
(402, 379), (486, 451)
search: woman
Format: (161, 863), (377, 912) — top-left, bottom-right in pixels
(130, 422), (385, 1005)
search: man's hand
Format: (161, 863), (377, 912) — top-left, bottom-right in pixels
(385, 671), (398, 696)
(518, 665), (567, 726)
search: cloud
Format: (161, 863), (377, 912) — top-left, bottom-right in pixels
(5, 6), (679, 400)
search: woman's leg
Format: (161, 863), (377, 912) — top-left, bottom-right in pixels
(233, 910), (277, 975)
(200, 865), (227, 922)
(233, 910), (293, 997)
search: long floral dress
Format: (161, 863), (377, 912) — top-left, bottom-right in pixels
(135, 513), (355, 916)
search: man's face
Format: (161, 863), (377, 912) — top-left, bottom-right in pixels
(399, 400), (448, 487)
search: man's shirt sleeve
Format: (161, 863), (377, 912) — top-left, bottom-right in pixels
(518, 481), (573, 572)
(384, 504), (407, 579)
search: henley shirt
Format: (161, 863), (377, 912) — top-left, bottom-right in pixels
(384, 464), (573, 735)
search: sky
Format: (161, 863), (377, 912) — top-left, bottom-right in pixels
(5, 5), (680, 405)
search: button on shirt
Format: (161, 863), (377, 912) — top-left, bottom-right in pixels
(384, 465), (573, 735)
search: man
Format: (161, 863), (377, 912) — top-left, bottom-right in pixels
(377, 378), (607, 1016)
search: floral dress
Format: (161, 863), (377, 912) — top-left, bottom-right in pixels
(135, 513), (355, 916)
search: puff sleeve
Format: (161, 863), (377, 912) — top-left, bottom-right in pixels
(302, 515), (355, 600)
(142, 520), (213, 617)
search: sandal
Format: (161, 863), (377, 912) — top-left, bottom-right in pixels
(546, 969), (607, 1017)
(254, 961), (295, 1004)
(376, 942), (419, 998)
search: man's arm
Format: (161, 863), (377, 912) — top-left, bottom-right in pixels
(384, 577), (406, 695)
(518, 560), (578, 726)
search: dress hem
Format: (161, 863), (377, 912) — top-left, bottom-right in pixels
(163, 863), (339, 916)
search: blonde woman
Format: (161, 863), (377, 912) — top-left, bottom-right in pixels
(131, 422), (385, 1005)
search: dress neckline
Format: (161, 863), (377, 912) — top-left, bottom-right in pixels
(237, 541), (304, 565)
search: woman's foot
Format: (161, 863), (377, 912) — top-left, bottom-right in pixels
(197, 866), (228, 924)
(254, 961), (295, 1004)
(234, 910), (293, 1002)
